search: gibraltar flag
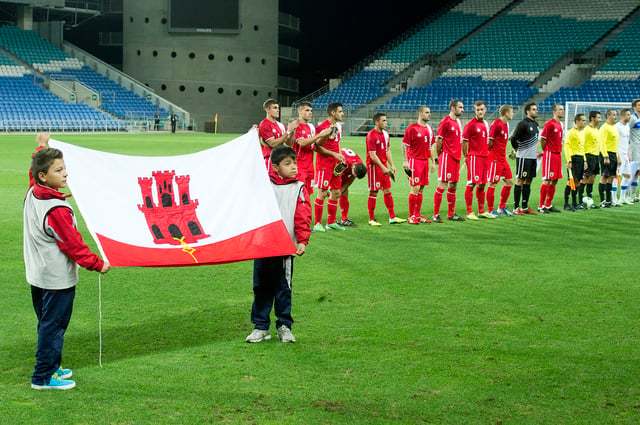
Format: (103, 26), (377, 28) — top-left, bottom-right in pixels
(48, 130), (296, 267)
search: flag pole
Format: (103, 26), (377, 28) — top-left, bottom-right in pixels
(214, 114), (218, 134)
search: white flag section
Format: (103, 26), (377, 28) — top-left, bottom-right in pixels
(48, 131), (296, 267)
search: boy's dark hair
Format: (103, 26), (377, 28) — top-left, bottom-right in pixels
(298, 101), (312, 110)
(270, 145), (297, 165)
(32, 148), (63, 184)
(327, 102), (342, 116)
(353, 163), (367, 179)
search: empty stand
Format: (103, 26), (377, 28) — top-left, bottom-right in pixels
(0, 73), (124, 131)
(0, 25), (166, 122)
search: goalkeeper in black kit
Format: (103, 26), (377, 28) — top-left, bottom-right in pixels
(510, 102), (540, 215)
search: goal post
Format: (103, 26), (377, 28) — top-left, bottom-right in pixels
(564, 101), (630, 131)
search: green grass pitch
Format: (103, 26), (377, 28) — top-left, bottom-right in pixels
(2, 132), (640, 424)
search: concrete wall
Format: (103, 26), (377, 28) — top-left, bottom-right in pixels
(123, 0), (279, 132)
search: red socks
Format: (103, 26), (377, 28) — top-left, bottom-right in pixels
(499, 185), (511, 210)
(314, 198), (324, 225)
(339, 195), (349, 221)
(434, 187), (444, 216)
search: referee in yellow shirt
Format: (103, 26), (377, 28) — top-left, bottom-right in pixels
(599, 109), (619, 207)
(582, 111), (601, 203)
(564, 114), (587, 210)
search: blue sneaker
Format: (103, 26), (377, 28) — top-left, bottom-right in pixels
(489, 210), (502, 218)
(56, 367), (72, 379)
(498, 207), (515, 217)
(31, 373), (76, 390)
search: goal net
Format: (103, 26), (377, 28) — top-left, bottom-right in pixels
(564, 101), (630, 131)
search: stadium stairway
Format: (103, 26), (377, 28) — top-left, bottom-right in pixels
(391, 0), (524, 90)
(519, 3), (640, 112)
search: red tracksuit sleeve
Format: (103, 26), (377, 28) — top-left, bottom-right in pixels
(294, 185), (311, 245)
(46, 206), (105, 271)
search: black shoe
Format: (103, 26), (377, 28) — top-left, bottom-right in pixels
(432, 214), (443, 223)
(574, 204), (585, 210)
(563, 205), (575, 212)
(447, 214), (466, 221)
(547, 206), (561, 213)
(341, 219), (357, 227)
(537, 207), (549, 214)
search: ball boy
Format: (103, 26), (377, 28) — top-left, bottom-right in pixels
(247, 145), (311, 343)
(24, 145), (110, 390)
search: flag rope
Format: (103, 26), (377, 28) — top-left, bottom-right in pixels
(98, 273), (103, 368)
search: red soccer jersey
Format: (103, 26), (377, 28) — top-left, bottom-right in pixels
(341, 147), (363, 178)
(540, 119), (563, 153)
(366, 129), (390, 166)
(436, 115), (463, 161)
(402, 122), (434, 160)
(315, 120), (341, 170)
(294, 122), (316, 175)
(488, 118), (510, 160)
(259, 118), (287, 161)
(462, 117), (490, 157)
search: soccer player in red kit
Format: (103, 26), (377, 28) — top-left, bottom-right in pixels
(316, 146), (367, 226)
(366, 113), (406, 226)
(293, 101), (332, 195)
(433, 99), (466, 222)
(486, 104), (515, 217)
(538, 103), (564, 213)
(462, 100), (495, 220)
(258, 99), (298, 169)
(402, 106), (436, 224)
(313, 102), (346, 232)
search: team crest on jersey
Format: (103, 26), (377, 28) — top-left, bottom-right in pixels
(476, 128), (480, 132)
(529, 127), (533, 131)
(272, 129), (276, 133)
(554, 129), (558, 133)
(451, 126), (455, 131)
(417, 133), (422, 137)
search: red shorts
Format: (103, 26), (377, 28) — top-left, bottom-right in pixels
(486, 157), (512, 183)
(408, 158), (429, 186)
(466, 155), (488, 185)
(368, 163), (392, 191)
(542, 151), (563, 180)
(438, 152), (460, 183)
(315, 168), (341, 190)
(298, 168), (314, 194)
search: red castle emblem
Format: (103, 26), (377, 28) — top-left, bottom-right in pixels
(138, 170), (209, 246)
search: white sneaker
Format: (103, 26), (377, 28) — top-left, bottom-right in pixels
(245, 329), (271, 343)
(277, 325), (296, 343)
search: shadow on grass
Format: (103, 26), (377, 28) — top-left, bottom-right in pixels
(6, 306), (250, 374)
